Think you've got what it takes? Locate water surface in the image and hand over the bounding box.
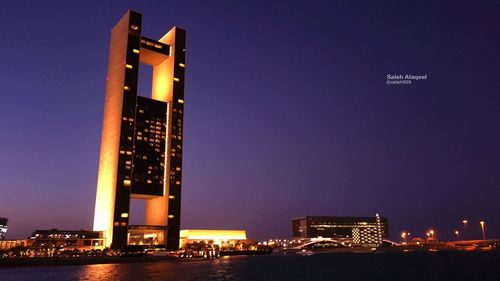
[3,251,500,281]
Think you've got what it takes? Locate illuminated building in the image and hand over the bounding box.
[179,229,247,248]
[93,10,186,250]
[0,239,27,250]
[0,217,7,240]
[28,229,105,250]
[292,215,388,247]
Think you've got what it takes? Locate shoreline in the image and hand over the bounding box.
[0,256,183,268]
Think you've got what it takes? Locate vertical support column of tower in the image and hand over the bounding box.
[93,10,142,249]
[148,27,186,251]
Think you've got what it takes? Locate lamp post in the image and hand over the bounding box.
[462,220,468,240]
[480,221,486,240]
[454,230,460,241]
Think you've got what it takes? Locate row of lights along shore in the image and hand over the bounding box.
[400,219,488,242]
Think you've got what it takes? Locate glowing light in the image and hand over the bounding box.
[125,64,133,69]
[179,63,185,68]
[180,229,247,241]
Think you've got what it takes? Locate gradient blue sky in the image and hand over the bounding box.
[1,0,499,241]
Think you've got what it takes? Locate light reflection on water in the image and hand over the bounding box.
[3,252,500,281]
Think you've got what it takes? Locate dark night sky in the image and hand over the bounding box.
[1,1,499,241]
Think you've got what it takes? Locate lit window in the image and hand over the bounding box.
[121,213,129,218]
[133,49,140,54]
[114,222,119,226]
[130,25,139,31]
[119,150,125,154]
[120,222,127,226]
[147,179,152,184]
[125,161,131,165]
[175,167,181,171]
[173,77,180,82]
[169,195,175,199]
[125,64,133,69]
[179,63,185,68]
[124,86,130,91]
[139,109,144,113]
[126,151,132,155]
[175,181,181,185]
[137,136,142,140]
[123,180,131,186]
[177,99,184,104]
[168,215,174,219]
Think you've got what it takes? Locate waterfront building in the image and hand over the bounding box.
[179,229,247,249]
[0,217,7,240]
[292,215,388,247]
[28,229,105,250]
[93,10,186,250]
[0,239,27,250]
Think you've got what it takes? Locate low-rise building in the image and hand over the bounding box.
[28,229,105,250]
[180,229,247,249]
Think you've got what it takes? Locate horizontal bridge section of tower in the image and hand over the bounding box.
[140,37,170,66]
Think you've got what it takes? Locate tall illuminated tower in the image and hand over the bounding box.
[93,10,185,250]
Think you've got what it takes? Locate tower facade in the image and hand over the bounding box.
[93,10,185,250]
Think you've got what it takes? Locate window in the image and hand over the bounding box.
[123,180,131,186]
[168,215,174,219]
[124,86,130,91]
[177,99,184,104]
[133,49,140,54]
[130,25,139,31]
[125,64,133,69]
[179,63,185,68]
[169,195,175,199]
[121,213,129,218]
[173,77,180,82]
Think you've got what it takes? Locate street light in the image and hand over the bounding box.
[480,221,486,240]
[454,230,460,241]
[462,219,468,240]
